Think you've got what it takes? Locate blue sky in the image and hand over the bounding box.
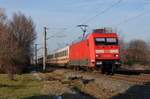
[0,0,150,55]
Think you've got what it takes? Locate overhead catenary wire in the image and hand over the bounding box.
[63,0,123,34]
[111,0,150,26]
[130,0,150,12]
[57,0,123,47]
[81,0,123,24]
[115,10,150,26]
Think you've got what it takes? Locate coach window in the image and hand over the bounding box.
[62,51,65,56]
[55,53,57,57]
[61,51,64,56]
[60,52,62,57]
[59,52,61,57]
[65,50,68,56]
[62,51,64,56]
[63,51,65,56]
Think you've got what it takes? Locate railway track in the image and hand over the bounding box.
[110,74,150,85]
[46,66,150,85]
[76,70,150,85]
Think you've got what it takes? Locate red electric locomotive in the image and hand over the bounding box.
[42,28,121,74]
[69,28,121,74]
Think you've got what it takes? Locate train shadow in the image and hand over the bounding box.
[110,84,150,99]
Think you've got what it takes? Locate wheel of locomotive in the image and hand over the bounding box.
[64,63,68,69]
[104,65,111,75]
[74,66,77,71]
[86,66,89,72]
[101,67,106,74]
[110,66,114,75]
[76,66,80,71]
[74,66,80,71]
[86,66,93,72]
[110,65,116,75]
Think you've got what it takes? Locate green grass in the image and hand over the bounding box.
[0,74,45,99]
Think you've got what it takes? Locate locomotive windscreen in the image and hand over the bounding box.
[95,38,118,45]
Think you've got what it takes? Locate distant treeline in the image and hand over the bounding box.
[0,8,36,79]
[120,39,150,66]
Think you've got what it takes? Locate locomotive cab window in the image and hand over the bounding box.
[95,38,118,45]
[95,38,106,45]
[106,38,118,45]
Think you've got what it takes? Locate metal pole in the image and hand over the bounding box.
[35,44,38,65]
[43,27,48,71]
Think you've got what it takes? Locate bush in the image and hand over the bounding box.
[0,9,36,79]
[124,39,150,66]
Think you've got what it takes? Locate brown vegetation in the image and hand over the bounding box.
[120,39,150,66]
[0,8,36,79]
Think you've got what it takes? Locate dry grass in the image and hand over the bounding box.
[0,74,44,99]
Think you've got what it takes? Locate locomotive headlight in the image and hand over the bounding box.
[96,54,101,58]
[110,49,119,53]
[115,54,119,57]
[96,54,99,58]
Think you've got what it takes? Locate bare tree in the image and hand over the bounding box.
[125,39,150,65]
[0,9,16,79]
[8,12,36,65]
[0,8,8,71]
[0,8,6,23]
[0,10,36,80]
[119,37,127,65]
